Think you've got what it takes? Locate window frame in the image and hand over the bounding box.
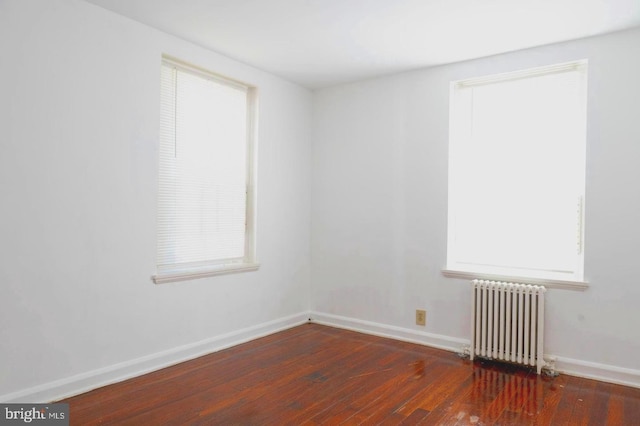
[443,61,588,290]
[152,56,259,284]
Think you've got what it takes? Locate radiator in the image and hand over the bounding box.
[470,279,547,374]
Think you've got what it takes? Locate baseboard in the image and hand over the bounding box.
[5,311,638,403]
[309,311,467,353]
[310,311,640,389]
[1,312,309,403]
[554,356,640,389]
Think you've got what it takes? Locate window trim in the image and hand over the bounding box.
[154,263,261,284]
[441,269,588,291]
[444,60,588,289]
[152,56,260,284]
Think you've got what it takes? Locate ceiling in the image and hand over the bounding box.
[84,0,640,89]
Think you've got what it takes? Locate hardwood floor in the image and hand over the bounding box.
[61,323,640,425]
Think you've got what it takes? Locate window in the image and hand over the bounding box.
[153,57,258,284]
[445,61,587,286]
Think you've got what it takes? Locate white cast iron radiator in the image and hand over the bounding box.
[470,279,547,374]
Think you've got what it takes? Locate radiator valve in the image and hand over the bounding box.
[542,357,558,377]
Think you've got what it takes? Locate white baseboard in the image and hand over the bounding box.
[309,311,467,353]
[1,312,309,403]
[310,311,640,389]
[554,356,640,389]
[5,310,638,403]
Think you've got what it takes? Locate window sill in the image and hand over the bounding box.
[153,263,260,284]
[441,269,588,291]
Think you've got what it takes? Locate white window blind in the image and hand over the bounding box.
[156,59,257,282]
[446,61,587,283]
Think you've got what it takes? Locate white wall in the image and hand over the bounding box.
[312,28,640,384]
[0,0,312,401]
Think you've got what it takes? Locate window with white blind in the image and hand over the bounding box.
[153,57,258,284]
[445,61,588,287]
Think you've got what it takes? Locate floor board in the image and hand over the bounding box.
[60,323,640,425]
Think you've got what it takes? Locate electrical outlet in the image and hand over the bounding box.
[416,309,426,326]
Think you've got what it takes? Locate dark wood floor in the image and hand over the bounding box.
[61,323,640,425]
